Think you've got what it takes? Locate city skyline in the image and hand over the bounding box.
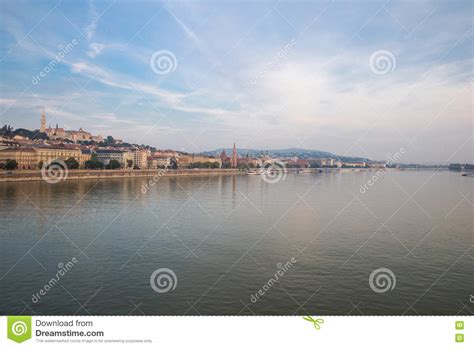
[0,109,466,164]
[0,0,472,164]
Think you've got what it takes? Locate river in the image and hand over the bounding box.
[0,170,472,315]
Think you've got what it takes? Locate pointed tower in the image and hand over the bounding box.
[40,108,46,133]
[231,142,237,168]
[220,148,228,162]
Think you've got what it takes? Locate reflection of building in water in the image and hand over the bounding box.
[232,174,236,196]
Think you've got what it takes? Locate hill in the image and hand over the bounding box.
[201,148,370,162]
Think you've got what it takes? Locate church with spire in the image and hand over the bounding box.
[40,108,46,133]
[231,142,237,168]
[39,108,103,142]
[219,142,238,168]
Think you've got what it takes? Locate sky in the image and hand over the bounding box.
[0,0,472,163]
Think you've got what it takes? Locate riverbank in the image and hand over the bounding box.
[0,167,454,182]
[0,168,243,182]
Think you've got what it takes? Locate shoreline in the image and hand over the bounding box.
[0,167,454,183]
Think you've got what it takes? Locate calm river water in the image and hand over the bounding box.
[0,170,472,315]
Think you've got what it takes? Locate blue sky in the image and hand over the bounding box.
[0,0,472,163]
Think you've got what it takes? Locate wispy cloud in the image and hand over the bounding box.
[86,42,105,58]
[69,61,238,118]
[84,0,99,40]
[163,3,219,64]
[0,98,17,106]
[0,0,471,162]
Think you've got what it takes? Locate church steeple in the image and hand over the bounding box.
[231,142,237,168]
[40,107,46,133]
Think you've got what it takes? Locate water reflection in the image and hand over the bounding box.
[0,171,472,315]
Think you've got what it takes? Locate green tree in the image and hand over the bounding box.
[3,159,18,170]
[127,159,133,168]
[106,159,121,169]
[38,161,44,170]
[0,125,13,136]
[65,157,80,170]
[85,157,104,169]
